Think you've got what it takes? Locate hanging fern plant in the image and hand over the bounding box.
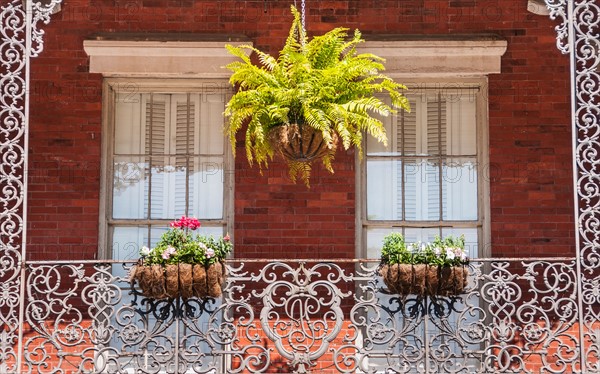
[224,5,410,186]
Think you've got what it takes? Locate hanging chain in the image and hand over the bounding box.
[301,0,306,32]
[293,0,306,31]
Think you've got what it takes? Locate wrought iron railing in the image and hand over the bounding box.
[1,257,596,373]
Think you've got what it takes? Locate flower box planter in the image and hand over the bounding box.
[131,262,226,299]
[131,216,232,300]
[380,264,468,296]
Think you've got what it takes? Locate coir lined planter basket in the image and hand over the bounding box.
[131,262,226,299]
[380,264,468,297]
[269,122,339,162]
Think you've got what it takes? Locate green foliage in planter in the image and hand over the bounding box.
[140,216,232,267]
[381,233,469,267]
[224,6,410,185]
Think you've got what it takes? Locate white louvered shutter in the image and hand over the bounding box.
[426,96,445,220]
[143,94,169,219]
[174,94,197,217]
[401,98,417,220]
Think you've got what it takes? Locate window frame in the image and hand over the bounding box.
[356,78,491,259]
[99,77,234,260]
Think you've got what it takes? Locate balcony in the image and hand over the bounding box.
[1,257,594,373]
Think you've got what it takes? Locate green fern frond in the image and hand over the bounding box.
[224,5,409,186]
[224,44,254,64]
[288,160,312,187]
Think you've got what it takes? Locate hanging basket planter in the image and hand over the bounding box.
[130,216,233,300]
[131,262,226,299]
[378,233,470,297]
[379,264,468,297]
[269,122,339,162]
[223,5,410,186]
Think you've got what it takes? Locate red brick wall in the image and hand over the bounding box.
[27,0,574,260]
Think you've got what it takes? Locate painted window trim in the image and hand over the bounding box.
[84,38,250,78]
[357,36,507,78]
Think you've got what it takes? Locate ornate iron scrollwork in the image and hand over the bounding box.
[8,259,584,373]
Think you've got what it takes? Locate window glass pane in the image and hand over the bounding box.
[149,156,181,219]
[188,156,224,219]
[199,93,226,155]
[111,226,148,278]
[442,158,478,220]
[112,226,168,261]
[404,158,441,221]
[366,159,402,220]
[172,156,189,217]
[404,227,440,244]
[114,93,143,155]
[112,226,145,263]
[146,157,224,221]
[113,156,148,219]
[193,225,226,237]
[446,94,477,156]
[366,111,397,156]
[365,227,402,259]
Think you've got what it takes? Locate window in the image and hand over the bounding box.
[356,83,488,372]
[102,80,233,264]
[359,83,488,259]
[87,39,245,373]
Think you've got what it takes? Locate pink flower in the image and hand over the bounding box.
[170,216,201,230]
[186,217,201,230]
[161,246,177,260]
[224,233,230,242]
[206,248,215,258]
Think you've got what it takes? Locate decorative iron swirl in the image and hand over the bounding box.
[0,0,62,370]
[252,262,350,372]
[546,0,570,53]
[1,2,27,371]
[544,0,600,370]
[3,259,589,372]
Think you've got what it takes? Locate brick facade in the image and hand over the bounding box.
[27,0,574,260]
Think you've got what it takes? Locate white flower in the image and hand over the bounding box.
[445,247,456,260]
[199,242,207,251]
[433,246,442,256]
[140,246,151,256]
[162,246,177,260]
[206,248,215,258]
